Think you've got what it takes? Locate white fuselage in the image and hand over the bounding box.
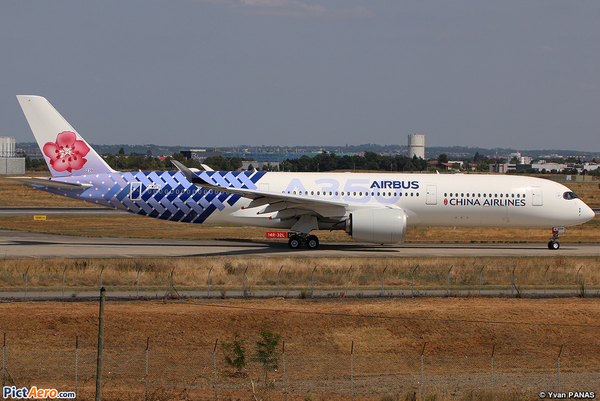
[205,172,594,229]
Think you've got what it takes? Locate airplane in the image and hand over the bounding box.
[10,95,596,250]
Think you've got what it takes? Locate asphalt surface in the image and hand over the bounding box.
[1,229,600,258]
[0,206,599,258]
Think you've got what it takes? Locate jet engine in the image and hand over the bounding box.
[345,208,407,244]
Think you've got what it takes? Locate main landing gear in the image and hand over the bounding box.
[548,227,565,250]
[288,233,320,250]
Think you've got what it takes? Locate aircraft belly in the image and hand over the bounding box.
[415,206,482,227]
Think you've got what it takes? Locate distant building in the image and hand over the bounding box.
[0,137,25,175]
[408,134,425,159]
[181,149,223,162]
[489,159,600,174]
[530,161,567,173]
[223,151,354,163]
[428,160,452,170]
[241,161,280,171]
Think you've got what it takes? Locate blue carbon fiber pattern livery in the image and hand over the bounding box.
[38,170,266,224]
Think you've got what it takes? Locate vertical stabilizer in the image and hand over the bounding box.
[16,95,116,177]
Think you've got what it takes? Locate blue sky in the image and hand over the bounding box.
[1,0,599,150]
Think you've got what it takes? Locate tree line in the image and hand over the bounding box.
[23,149,600,175]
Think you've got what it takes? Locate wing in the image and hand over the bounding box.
[172,160,349,230]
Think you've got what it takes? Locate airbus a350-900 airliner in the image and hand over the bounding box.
[11,95,595,250]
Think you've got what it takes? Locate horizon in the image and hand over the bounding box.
[13,140,600,159]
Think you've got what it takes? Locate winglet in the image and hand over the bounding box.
[171,159,218,189]
[171,160,194,182]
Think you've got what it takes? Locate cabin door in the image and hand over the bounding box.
[130,182,142,201]
[426,185,437,205]
[531,186,543,206]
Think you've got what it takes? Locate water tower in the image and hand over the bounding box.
[0,137,15,157]
[408,134,425,159]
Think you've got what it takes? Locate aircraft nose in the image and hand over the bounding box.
[581,203,596,222]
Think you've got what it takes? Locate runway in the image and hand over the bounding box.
[1,229,599,258]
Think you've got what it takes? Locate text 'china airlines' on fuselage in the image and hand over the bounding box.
[10,95,595,250]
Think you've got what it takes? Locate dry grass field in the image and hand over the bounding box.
[0,255,599,293]
[2,298,600,400]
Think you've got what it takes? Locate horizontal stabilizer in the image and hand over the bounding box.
[7,177,92,190]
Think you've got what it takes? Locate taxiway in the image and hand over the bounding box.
[1,229,599,258]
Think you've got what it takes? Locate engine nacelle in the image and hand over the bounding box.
[346,208,407,244]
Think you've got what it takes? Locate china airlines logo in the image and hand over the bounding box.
[43,131,90,173]
[444,198,448,205]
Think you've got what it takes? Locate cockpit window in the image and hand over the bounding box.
[563,191,579,200]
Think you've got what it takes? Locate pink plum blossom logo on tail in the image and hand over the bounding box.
[43,131,90,173]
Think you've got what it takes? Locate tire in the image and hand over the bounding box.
[548,240,560,250]
[306,235,319,249]
[288,235,302,249]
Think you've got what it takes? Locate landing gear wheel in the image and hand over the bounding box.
[548,227,563,250]
[306,235,319,250]
[288,235,303,249]
[548,240,560,250]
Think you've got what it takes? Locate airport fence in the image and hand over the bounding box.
[2,331,598,400]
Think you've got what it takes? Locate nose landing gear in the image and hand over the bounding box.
[548,227,565,250]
